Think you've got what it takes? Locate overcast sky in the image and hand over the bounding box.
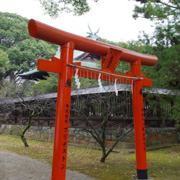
[0,0,154,42]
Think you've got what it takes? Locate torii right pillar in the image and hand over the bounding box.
[131,60,148,179]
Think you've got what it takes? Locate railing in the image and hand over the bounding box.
[1,92,174,128]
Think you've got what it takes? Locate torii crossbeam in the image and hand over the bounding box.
[28,19,158,180]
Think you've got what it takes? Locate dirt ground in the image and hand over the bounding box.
[0,149,95,180]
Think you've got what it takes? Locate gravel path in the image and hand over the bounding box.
[0,149,96,180]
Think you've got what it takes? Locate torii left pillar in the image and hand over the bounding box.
[38,42,74,180]
[52,42,74,180]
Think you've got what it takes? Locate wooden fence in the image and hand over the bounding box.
[0,89,175,129]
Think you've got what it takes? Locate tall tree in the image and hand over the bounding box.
[0,12,57,82]
[132,0,180,89]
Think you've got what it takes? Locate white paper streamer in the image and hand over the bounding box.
[98,73,103,92]
[114,78,118,96]
[75,68,80,89]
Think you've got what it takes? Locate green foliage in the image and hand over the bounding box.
[32,73,59,94]
[7,39,56,77]
[139,43,180,89]
[159,45,180,88]
[0,12,29,50]
[0,49,8,82]
[0,12,57,84]
[133,0,180,21]
[132,0,180,90]
[0,49,8,67]
[39,0,99,18]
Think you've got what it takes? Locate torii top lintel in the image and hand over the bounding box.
[28,19,158,67]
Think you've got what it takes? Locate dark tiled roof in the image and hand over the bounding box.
[1,84,179,105]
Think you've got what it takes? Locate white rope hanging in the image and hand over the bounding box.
[75,68,80,89]
[98,73,103,92]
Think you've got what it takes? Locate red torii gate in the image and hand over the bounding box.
[28,19,158,180]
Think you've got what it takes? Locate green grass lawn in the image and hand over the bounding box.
[0,135,180,180]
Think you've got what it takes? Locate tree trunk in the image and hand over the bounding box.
[100,145,106,163]
[20,111,34,147]
[100,156,106,163]
[20,135,29,147]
